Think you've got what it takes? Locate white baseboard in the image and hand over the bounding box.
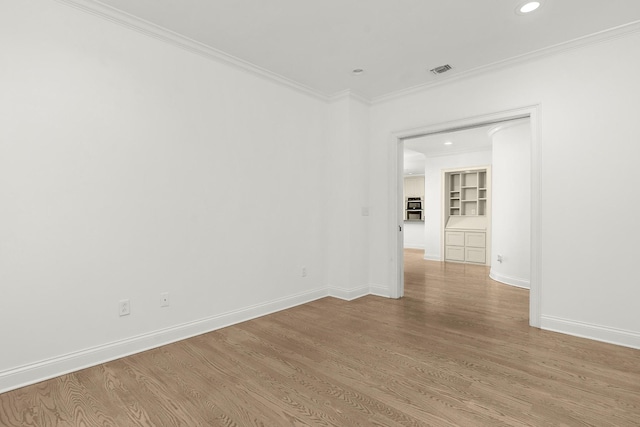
[541,315,640,350]
[489,270,530,289]
[369,284,392,298]
[0,288,329,394]
[423,253,441,261]
[403,244,425,250]
[328,285,370,301]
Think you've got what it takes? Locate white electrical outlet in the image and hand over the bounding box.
[301,266,307,277]
[119,299,130,316]
[160,292,170,307]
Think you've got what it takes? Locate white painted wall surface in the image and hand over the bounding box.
[423,150,492,261]
[325,98,351,294]
[325,95,370,300]
[490,122,531,289]
[369,31,640,348]
[0,1,329,390]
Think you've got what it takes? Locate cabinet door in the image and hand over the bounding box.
[465,247,486,264]
[465,232,485,248]
[445,231,465,247]
[404,176,424,198]
[446,246,465,261]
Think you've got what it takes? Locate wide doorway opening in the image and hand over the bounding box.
[391,107,541,327]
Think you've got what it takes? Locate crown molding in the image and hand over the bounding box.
[54,0,330,102]
[328,90,372,106]
[373,20,640,104]
[50,1,640,106]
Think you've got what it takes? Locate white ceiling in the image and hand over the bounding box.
[403,124,496,175]
[403,149,427,177]
[90,0,640,100]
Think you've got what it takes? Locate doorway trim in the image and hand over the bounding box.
[389,105,542,327]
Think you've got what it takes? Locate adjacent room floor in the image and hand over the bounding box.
[1,249,639,426]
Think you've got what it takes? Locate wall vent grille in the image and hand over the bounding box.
[430,64,452,75]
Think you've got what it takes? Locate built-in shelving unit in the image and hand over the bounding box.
[447,170,487,217]
[443,167,490,265]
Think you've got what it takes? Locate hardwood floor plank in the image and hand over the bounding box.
[1,249,639,426]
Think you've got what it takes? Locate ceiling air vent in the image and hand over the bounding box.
[430,64,452,75]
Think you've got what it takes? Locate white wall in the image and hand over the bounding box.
[0,0,330,391]
[369,31,640,348]
[423,150,492,261]
[490,121,531,288]
[325,95,370,299]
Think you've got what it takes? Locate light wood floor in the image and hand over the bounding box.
[1,249,639,426]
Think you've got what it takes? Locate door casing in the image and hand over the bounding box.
[389,105,541,327]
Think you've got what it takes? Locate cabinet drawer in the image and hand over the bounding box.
[446,246,465,261]
[465,232,485,248]
[465,247,486,264]
[445,231,465,247]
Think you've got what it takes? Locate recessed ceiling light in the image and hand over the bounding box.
[352,68,365,75]
[444,141,453,145]
[517,1,541,14]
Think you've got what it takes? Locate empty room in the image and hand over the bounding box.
[1,1,640,425]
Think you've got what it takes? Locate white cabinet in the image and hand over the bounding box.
[403,176,424,198]
[465,247,486,264]
[445,231,465,247]
[445,229,486,264]
[465,232,485,248]
[443,167,490,265]
[445,245,465,261]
